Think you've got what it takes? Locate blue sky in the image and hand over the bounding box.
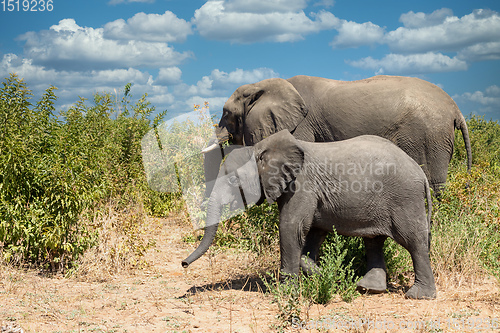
[1,0,499,120]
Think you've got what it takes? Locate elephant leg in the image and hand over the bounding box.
[278,197,316,276]
[356,236,387,293]
[405,248,436,299]
[279,224,303,276]
[397,234,436,300]
[428,165,448,199]
[300,227,328,276]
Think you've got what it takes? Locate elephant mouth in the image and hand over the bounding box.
[201,137,231,154]
[202,127,233,154]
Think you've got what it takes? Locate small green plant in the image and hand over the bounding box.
[263,229,358,327]
[304,231,360,304]
[263,272,303,326]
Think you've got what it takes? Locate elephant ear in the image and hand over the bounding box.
[255,130,304,203]
[242,78,308,145]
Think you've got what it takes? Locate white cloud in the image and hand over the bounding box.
[458,85,500,105]
[348,52,468,75]
[457,41,500,62]
[0,53,154,107]
[146,91,176,109]
[183,96,229,114]
[210,67,279,88]
[155,67,182,86]
[486,85,500,96]
[177,75,216,97]
[90,68,151,85]
[172,67,279,107]
[385,9,500,54]
[1,53,151,87]
[103,11,193,43]
[330,20,385,49]
[20,19,192,71]
[341,8,500,75]
[399,8,453,28]
[453,85,500,115]
[193,0,339,43]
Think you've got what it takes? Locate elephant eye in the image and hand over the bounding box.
[228,175,240,187]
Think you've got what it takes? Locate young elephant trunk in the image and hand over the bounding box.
[181,197,222,268]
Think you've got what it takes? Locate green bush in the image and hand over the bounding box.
[302,231,359,304]
[431,116,500,280]
[262,229,358,326]
[0,74,90,267]
[0,74,173,269]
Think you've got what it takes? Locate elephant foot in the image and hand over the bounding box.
[300,255,320,276]
[405,283,436,300]
[356,268,387,294]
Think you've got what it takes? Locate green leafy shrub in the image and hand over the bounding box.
[0,74,173,270]
[431,116,500,281]
[0,74,91,267]
[263,229,358,327]
[302,231,359,303]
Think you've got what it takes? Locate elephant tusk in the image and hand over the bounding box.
[201,143,219,154]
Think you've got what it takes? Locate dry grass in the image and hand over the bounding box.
[431,229,491,290]
[1,209,499,332]
[72,202,162,282]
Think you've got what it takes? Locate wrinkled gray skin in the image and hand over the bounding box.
[204,75,472,198]
[186,130,436,300]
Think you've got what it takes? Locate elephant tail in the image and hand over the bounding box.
[455,114,472,174]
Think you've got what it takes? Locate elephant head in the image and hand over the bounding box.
[183,130,304,268]
[203,78,308,153]
[201,78,308,199]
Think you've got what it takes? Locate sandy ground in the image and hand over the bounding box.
[1,216,499,332]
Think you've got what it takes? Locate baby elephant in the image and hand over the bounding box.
[182,130,436,299]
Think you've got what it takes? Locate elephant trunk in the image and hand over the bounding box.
[181,197,222,268]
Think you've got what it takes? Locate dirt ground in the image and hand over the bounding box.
[1,216,499,333]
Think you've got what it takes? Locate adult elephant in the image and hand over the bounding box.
[203,75,472,196]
